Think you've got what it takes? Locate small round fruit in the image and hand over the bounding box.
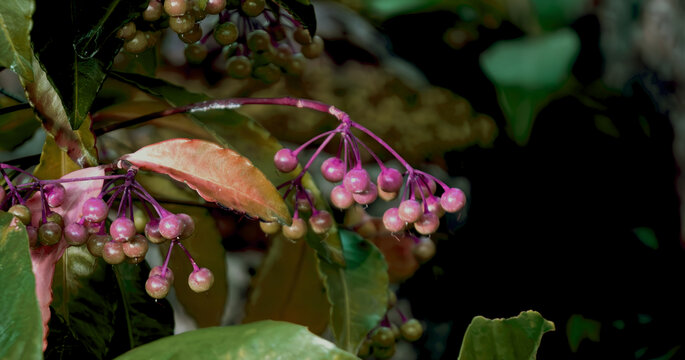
[401,319,423,342]
[226,55,252,78]
[103,241,126,264]
[146,275,170,299]
[122,234,149,258]
[414,212,439,235]
[388,290,397,308]
[143,0,163,21]
[127,256,145,264]
[110,217,136,242]
[144,31,161,47]
[116,22,137,40]
[26,226,38,248]
[145,219,166,244]
[246,29,271,52]
[214,22,238,45]
[282,217,307,240]
[441,188,466,213]
[46,184,66,208]
[286,53,305,75]
[309,210,333,234]
[205,0,226,14]
[373,344,396,359]
[293,27,312,45]
[177,213,195,239]
[124,31,148,54]
[169,14,195,34]
[398,199,422,223]
[357,339,372,357]
[413,237,435,263]
[378,187,398,201]
[352,182,377,205]
[185,43,207,64]
[133,207,148,233]
[253,64,281,84]
[39,222,62,246]
[179,24,203,44]
[343,168,370,194]
[82,197,108,223]
[382,208,405,233]
[259,221,281,235]
[8,204,31,226]
[188,267,214,293]
[377,168,403,193]
[164,0,187,16]
[46,212,64,228]
[86,234,110,257]
[150,266,174,284]
[295,190,314,213]
[64,223,88,246]
[413,177,437,198]
[321,157,345,182]
[274,148,298,172]
[272,44,293,67]
[424,196,444,218]
[159,214,184,239]
[301,35,324,59]
[330,185,354,209]
[371,326,395,347]
[241,0,265,17]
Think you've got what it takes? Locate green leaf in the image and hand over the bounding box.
[633,227,659,250]
[115,321,358,360]
[318,229,389,353]
[33,135,81,180]
[0,98,38,151]
[243,234,330,334]
[0,0,35,81]
[566,314,600,352]
[458,310,555,360]
[109,71,345,265]
[480,29,580,145]
[22,58,99,167]
[530,0,589,31]
[30,0,148,129]
[272,0,317,33]
[0,212,43,360]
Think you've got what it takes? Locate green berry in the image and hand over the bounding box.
[38,222,62,246]
[293,27,312,45]
[372,344,396,359]
[178,23,203,43]
[116,22,137,40]
[371,327,395,347]
[214,22,238,45]
[259,221,281,235]
[143,0,163,22]
[253,63,281,84]
[46,212,64,229]
[400,319,423,342]
[246,29,271,52]
[124,31,149,54]
[301,35,324,59]
[8,204,31,226]
[169,13,195,34]
[226,55,252,78]
[185,43,208,64]
[286,53,305,75]
[241,0,265,17]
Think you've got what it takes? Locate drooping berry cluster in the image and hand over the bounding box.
[0,162,213,300]
[117,0,323,83]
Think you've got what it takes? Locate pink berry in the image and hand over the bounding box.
[150,266,175,284]
[424,196,444,218]
[158,214,184,239]
[309,210,333,234]
[413,177,437,198]
[352,182,378,205]
[188,267,214,293]
[440,188,465,213]
[146,275,170,299]
[64,223,88,246]
[110,217,136,242]
[382,208,405,233]
[377,168,403,193]
[414,212,439,235]
[330,185,354,209]
[103,241,126,264]
[176,213,195,239]
[145,219,165,244]
[46,184,66,208]
[123,234,149,258]
[398,199,422,223]
[343,168,370,194]
[82,197,108,223]
[274,148,298,172]
[321,157,345,182]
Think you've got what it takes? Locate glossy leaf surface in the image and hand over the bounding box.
[0,0,34,80]
[115,321,357,360]
[121,138,290,224]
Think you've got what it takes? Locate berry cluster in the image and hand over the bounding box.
[0,162,213,300]
[358,291,424,359]
[117,0,324,83]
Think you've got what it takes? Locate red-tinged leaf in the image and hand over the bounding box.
[121,138,291,224]
[25,166,106,350]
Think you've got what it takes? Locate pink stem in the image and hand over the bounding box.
[176,241,199,272]
[161,240,175,277]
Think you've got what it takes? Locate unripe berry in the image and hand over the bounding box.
[146,275,170,299]
[295,189,314,213]
[144,31,162,47]
[330,185,354,209]
[253,64,281,84]
[374,344,396,360]
[143,0,163,21]
[413,237,435,263]
[241,0,265,17]
[64,223,88,246]
[286,54,305,75]
[150,266,175,284]
[321,157,345,182]
[87,234,110,257]
[441,188,465,213]
[124,31,149,54]
[179,23,203,44]
[214,22,238,45]
[39,222,62,246]
[164,0,187,16]
[46,184,66,208]
[145,219,166,244]
[378,187,398,201]
[133,207,148,233]
[371,327,395,347]
[273,44,293,68]
[8,204,31,226]
[169,14,195,34]
[309,210,333,234]
[352,182,377,205]
[185,43,208,64]
[123,234,149,258]
[401,319,423,342]
[26,226,38,248]
[282,217,307,240]
[188,267,214,293]
[274,148,298,173]
[398,199,422,223]
[382,208,405,233]
[46,212,64,229]
[103,241,126,264]
[110,217,136,242]
[177,213,195,239]
[343,168,370,194]
[414,212,439,235]
[293,27,312,45]
[377,168,403,193]
[301,35,324,59]
[159,214,184,239]
[205,0,226,14]
[226,55,252,79]
[116,22,137,40]
[246,29,271,52]
[388,290,397,308]
[259,221,281,235]
[82,197,108,223]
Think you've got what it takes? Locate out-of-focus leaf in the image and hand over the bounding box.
[0,98,38,151]
[633,227,659,250]
[0,0,34,81]
[318,229,388,353]
[369,226,419,283]
[0,212,42,360]
[121,138,290,224]
[458,310,555,360]
[367,0,442,18]
[158,204,228,328]
[114,48,159,77]
[243,234,329,334]
[530,0,589,31]
[480,29,580,145]
[22,58,98,167]
[115,321,357,360]
[109,72,344,265]
[33,136,81,180]
[273,0,317,33]
[566,314,600,353]
[30,0,147,129]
